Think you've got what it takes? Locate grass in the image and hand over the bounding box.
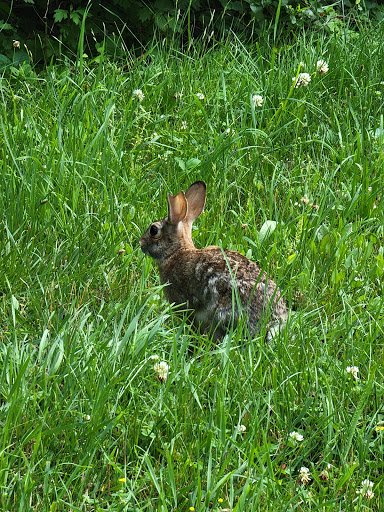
[0,21,384,511]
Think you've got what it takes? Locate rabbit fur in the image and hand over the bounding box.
[140,181,287,340]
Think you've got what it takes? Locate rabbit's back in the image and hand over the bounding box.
[159,247,287,338]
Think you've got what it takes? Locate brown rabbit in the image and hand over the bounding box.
[140,181,287,340]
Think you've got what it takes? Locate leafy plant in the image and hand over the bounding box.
[1,0,383,69]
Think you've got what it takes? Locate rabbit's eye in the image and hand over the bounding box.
[150,225,159,237]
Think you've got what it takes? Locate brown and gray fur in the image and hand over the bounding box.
[140,181,287,340]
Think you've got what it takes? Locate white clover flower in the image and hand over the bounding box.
[289,431,304,442]
[252,94,264,107]
[149,354,159,361]
[293,73,311,88]
[356,480,374,499]
[158,150,172,162]
[180,120,188,130]
[299,467,311,485]
[368,186,372,191]
[346,366,359,380]
[196,92,205,100]
[317,60,329,75]
[132,89,144,102]
[238,424,247,433]
[225,127,235,136]
[84,414,91,421]
[154,361,169,382]
[319,469,329,481]
[174,92,183,100]
[301,195,310,204]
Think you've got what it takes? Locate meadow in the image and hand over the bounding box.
[0,22,383,511]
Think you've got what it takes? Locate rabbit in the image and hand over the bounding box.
[140,181,288,340]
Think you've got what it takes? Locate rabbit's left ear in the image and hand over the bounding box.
[185,181,206,223]
[167,191,188,225]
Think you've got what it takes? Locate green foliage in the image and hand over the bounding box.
[0,22,384,510]
[0,0,383,69]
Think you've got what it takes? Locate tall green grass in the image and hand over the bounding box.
[0,23,383,510]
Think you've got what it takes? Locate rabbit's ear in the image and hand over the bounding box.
[185,181,206,223]
[167,191,188,225]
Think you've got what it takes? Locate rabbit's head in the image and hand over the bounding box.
[140,181,206,263]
